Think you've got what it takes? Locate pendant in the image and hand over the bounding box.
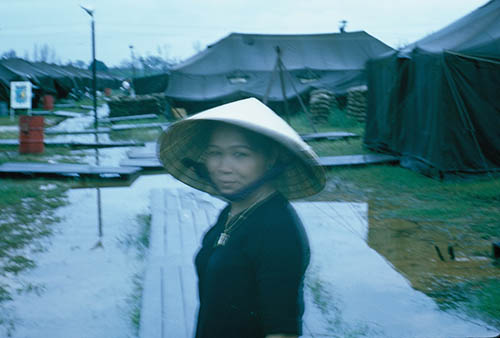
[217,232,229,246]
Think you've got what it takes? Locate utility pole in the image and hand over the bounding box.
[81,5,103,247]
[129,45,136,80]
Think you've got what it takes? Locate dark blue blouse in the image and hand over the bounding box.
[194,192,310,338]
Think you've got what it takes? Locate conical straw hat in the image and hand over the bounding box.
[157,97,325,200]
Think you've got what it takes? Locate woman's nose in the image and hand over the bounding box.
[218,154,233,172]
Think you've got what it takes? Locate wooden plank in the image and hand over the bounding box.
[31,110,82,118]
[127,142,157,159]
[318,154,399,167]
[120,158,162,169]
[0,162,140,176]
[54,103,77,109]
[45,128,111,135]
[111,122,170,131]
[163,264,189,338]
[180,264,199,338]
[149,190,166,257]
[139,260,165,338]
[100,113,158,123]
[0,139,145,148]
[165,211,183,262]
[300,131,358,141]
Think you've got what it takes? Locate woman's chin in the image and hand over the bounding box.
[216,185,240,196]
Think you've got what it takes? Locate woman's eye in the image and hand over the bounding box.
[233,152,248,158]
[206,150,221,157]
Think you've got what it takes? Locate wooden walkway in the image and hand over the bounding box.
[0,139,145,148]
[100,113,158,123]
[140,188,366,338]
[31,110,83,118]
[44,122,170,135]
[0,162,140,179]
[300,131,358,141]
[318,154,399,167]
[140,188,496,338]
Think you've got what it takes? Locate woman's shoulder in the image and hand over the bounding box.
[258,192,302,226]
[249,192,306,243]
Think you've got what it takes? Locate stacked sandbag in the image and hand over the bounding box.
[308,88,336,124]
[346,86,368,122]
[108,93,168,117]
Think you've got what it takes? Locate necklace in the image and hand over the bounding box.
[215,191,276,247]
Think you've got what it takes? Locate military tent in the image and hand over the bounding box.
[165,31,393,114]
[0,59,122,105]
[133,72,170,95]
[365,0,500,177]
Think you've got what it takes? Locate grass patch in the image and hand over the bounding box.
[120,213,152,336]
[288,108,369,157]
[0,146,87,165]
[291,106,500,327]
[429,278,500,328]
[0,178,70,318]
[109,127,163,143]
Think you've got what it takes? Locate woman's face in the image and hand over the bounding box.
[205,125,273,195]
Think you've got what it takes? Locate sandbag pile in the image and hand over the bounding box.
[346,86,368,122]
[308,88,337,124]
[108,93,168,117]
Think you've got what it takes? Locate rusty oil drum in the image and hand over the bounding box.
[19,115,44,154]
[43,95,54,110]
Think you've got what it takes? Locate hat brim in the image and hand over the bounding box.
[157,98,325,200]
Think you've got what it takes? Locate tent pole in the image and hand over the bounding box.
[276,47,291,122]
[263,58,279,105]
[280,59,318,133]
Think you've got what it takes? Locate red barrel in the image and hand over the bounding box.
[43,95,54,110]
[19,116,44,154]
[104,88,112,97]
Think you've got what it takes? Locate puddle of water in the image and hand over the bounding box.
[295,203,498,338]
[5,172,498,338]
[6,174,190,338]
[47,105,112,144]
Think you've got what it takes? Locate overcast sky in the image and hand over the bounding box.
[0,0,490,67]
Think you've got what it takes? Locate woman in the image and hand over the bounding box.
[157,98,325,338]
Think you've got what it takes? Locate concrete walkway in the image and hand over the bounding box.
[140,188,497,338]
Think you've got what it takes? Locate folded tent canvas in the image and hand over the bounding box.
[364,0,500,177]
[165,31,393,114]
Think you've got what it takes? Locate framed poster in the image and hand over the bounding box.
[10,81,32,109]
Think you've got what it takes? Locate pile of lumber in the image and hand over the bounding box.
[346,86,368,122]
[308,88,336,124]
[108,93,168,118]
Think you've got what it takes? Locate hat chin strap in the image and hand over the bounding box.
[220,165,285,202]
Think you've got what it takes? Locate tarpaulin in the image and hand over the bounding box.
[365,0,500,177]
[166,31,393,113]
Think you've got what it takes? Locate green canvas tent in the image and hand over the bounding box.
[133,72,170,95]
[365,0,500,177]
[165,31,393,114]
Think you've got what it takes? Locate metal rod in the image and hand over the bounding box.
[91,17,97,135]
